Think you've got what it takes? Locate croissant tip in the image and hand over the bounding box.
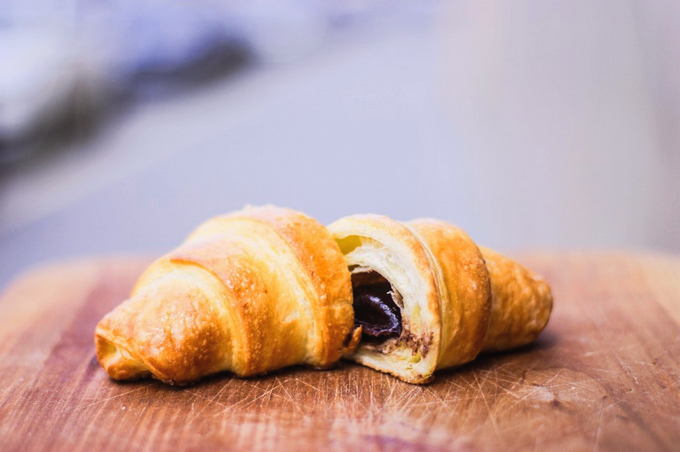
[95,332,151,381]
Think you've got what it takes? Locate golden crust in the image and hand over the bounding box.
[479,247,553,352]
[95,205,354,384]
[408,220,491,369]
[225,207,355,367]
[95,261,233,383]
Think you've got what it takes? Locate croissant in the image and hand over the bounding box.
[328,215,553,384]
[95,206,359,385]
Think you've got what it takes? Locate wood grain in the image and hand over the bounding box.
[0,254,679,451]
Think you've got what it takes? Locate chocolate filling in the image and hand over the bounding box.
[351,271,402,342]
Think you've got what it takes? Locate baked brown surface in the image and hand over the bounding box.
[95,205,356,384]
[480,246,553,351]
[408,220,491,369]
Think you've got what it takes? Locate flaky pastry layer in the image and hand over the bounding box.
[329,215,553,384]
[95,205,357,384]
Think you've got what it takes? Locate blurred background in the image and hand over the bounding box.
[1,0,679,288]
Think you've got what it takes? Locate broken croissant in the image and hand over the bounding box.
[95,206,359,384]
[329,215,553,384]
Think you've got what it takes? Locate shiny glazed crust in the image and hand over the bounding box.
[95,206,357,385]
[329,215,553,384]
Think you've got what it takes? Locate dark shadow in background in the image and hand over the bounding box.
[0,39,251,179]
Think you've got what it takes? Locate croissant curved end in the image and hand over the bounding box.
[94,333,150,381]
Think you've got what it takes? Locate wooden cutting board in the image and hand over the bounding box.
[1,253,679,451]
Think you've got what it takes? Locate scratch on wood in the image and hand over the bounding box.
[591,400,613,452]
[82,387,145,408]
[474,373,500,439]
[292,377,321,393]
